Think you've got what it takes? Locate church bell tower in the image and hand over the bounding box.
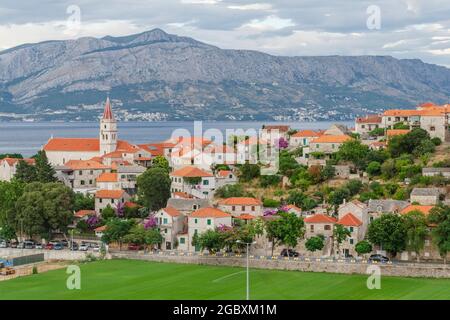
[99,97,118,155]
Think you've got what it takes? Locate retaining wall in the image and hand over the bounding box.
[112,252,450,279]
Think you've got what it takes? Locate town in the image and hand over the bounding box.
[0,99,449,265]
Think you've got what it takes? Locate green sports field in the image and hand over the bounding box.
[0,259,449,300]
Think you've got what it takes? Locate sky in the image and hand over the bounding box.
[0,0,449,67]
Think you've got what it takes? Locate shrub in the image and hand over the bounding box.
[431,137,442,146]
[263,198,280,208]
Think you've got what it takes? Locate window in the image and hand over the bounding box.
[241,206,245,211]
[180,237,185,244]
[79,170,82,175]
[207,219,211,225]
[203,180,209,185]
[164,229,167,234]
[430,126,435,131]
[89,180,93,185]
[99,199,103,203]
[194,218,198,224]
[332,144,335,149]
[349,238,354,245]
[193,204,198,210]
[111,199,115,204]
[163,218,168,224]
[90,170,93,175]
[349,227,354,232]
[251,206,255,211]
[310,225,314,232]
[232,206,236,211]
[324,225,331,230]
[80,180,85,185]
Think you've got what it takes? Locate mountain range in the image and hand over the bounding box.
[0,28,449,121]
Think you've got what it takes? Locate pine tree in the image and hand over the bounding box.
[15,160,37,183]
[34,151,57,183]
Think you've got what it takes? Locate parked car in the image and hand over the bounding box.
[69,242,79,251]
[92,245,101,252]
[45,243,54,250]
[60,240,69,247]
[280,249,299,257]
[79,244,89,251]
[0,240,9,248]
[10,242,18,248]
[128,243,143,251]
[17,242,25,249]
[24,240,35,249]
[368,254,390,263]
[53,243,63,250]
[35,243,43,249]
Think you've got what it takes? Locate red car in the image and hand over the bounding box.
[128,243,143,251]
[45,243,54,250]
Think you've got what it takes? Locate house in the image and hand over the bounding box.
[323,124,350,136]
[386,129,410,139]
[303,135,352,164]
[422,167,450,178]
[96,172,121,190]
[55,159,110,193]
[400,205,434,216]
[304,214,337,239]
[260,125,290,141]
[289,130,321,148]
[410,188,442,205]
[215,170,238,188]
[156,207,185,251]
[355,115,382,136]
[217,197,263,217]
[367,199,409,220]
[95,189,131,215]
[188,207,232,252]
[0,157,35,181]
[116,164,146,194]
[336,213,364,257]
[170,166,216,199]
[284,204,302,217]
[337,200,369,236]
[94,225,107,238]
[166,198,210,215]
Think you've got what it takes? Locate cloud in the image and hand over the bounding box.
[0,0,449,67]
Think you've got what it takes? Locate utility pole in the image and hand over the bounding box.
[236,240,256,300]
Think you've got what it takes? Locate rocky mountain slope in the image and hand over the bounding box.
[0,28,449,121]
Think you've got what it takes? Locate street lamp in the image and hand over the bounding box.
[236,240,256,300]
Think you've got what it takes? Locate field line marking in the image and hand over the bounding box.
[212,271,246,283]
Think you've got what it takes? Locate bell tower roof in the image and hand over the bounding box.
[102,97,114,120]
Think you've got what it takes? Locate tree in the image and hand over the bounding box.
[368,213,407,257]
[73,192,95,212]
[152,155,170,172]
[101,205,116,221]
[336,140,370,170]
[366,161,381,177]
[403,210,429,262]
[123,224,163,252]
[137,167,171,211]
[305,235,325,253]
[427,205,450,263]
[15,160,37,183]
[101,218,135,250]
[345,180,363,196]
[145,227,164,250]
[34,150,57,183]
[278,151,300,176]
[197,229,226,253]
[0,180,25,227]
[265,212,304,255]
[333,224,351,258]
[215,184,245,198]
[14,182,74,240]
[239,163,260,182]
[0,224,16,241]
[355,240,372,256]
[259,174,282,187]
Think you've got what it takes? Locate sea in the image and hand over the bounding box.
[0,120,353,157]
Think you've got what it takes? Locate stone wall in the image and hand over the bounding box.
[0,248,101,261]
[112,252,450,279]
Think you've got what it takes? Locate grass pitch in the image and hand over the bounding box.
[0,259,449,300]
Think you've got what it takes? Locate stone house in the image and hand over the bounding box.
[410,187,442,205]
[217,197,263,217]
[157,207,185,251]
[94,189,130,215]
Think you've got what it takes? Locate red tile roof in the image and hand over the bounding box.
[171,166,213,177]
[387,129,410,137]
[304,214,337,224]
[190,207,231,218]
[95,189,125,199]
[162,207,181,217]
[311,135,352,144]
[400,205,434,216]
[337,213,362,227]
[217,170,232,177]
[43,138,100,152]
[291,130,321,138]
[262,125,290,132]
[173,191,194,199]
[74,210,96,218]
[218,197,262,206]
[96,172,118,182]
[234,214,256,220]
[65,159,108,170]
[356,115,382,124]
[1,157,35,166]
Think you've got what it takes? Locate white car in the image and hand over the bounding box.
[0,241,8,248]
[79,244,89,251]
[35,243,43,249]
